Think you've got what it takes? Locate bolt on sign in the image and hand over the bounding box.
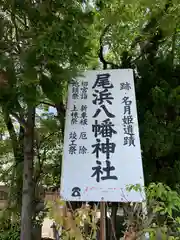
[60,69,145,202]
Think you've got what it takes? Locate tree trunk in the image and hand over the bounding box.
[55,102,65,134]
[20,106,35,240]
[3,109,24,209]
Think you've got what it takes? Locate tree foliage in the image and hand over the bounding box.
[0,0,180,239]
[93,0,180,190]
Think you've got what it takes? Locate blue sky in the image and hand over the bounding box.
[48,106,57,115]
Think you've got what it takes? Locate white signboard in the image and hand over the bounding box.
[60,69,145,202]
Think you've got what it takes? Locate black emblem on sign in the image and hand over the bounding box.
[71,187,81,197]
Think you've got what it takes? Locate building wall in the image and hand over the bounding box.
[0,185,59,210]
[44,191,59,202]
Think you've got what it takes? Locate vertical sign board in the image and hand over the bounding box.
[60,69,145,202]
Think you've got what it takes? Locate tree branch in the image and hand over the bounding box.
[99,25,120,70]
[34,148,47,183]
[10,5,21,53]
[170,28,176,65]
[38,101,56,108]
[2,109,18,156]
[55,102,65,135]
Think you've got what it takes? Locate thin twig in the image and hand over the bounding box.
[38,101,56,108]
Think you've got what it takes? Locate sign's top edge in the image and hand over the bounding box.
[82,68,133,72]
